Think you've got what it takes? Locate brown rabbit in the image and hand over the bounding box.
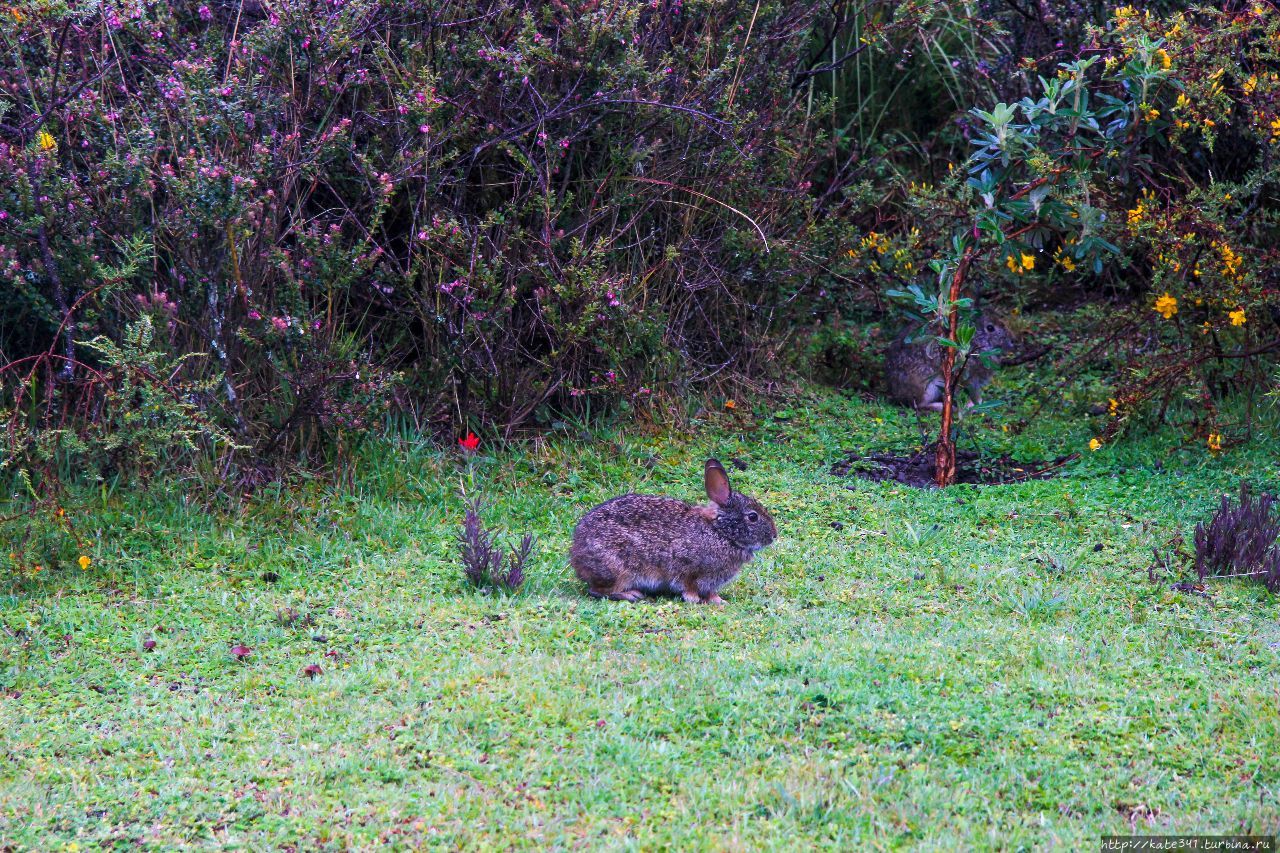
[884,313,1015,412]
[570,459,776,604]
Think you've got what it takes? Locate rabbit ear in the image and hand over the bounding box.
[704,459,732,506]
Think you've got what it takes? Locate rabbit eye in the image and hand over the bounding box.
[746,511,759,523]
[985,324,996,333]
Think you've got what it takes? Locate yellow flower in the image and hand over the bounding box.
[1229,308,1246,326]
[1216,242,1243,278]
[1244,75,1258,95]
[1154,49,1171,70]
[1089,438,1102,452]
[1057,252,1076,272]
[78,555,91,571]
[1127,190,1155,226]
[1005,251,1035,275]
[1269,116,1280,139]
[1108,398,1120,416]
[723,399,736,410]
[1154,292,1178,319]
[1207,432,1223,452]
[36,129,55,151]
[1141,105,1160,122]
[860,231,889,256]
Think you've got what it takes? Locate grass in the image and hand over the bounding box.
[1,379,1278,849]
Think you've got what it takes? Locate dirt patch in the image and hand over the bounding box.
[832,447,1077,488]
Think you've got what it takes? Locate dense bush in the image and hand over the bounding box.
[0,0,855,467]
[832,4,1280,457]
[3,0,1280,496]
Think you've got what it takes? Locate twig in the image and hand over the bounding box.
[1000,344,1051,368]
[1161,623,1239,639]
[623,177,770,252]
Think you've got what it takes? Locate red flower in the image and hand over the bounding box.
[458,432,480,453]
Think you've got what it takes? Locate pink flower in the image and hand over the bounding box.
[198,5,212,20]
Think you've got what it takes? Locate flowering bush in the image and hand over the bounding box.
[832,4,1280,477]
[2,0,1280,506]
[1062,6,1280,450]
[0,0,850,470]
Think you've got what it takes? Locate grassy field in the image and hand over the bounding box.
[1,380,1278,849]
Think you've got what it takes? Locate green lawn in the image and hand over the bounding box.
[1,385,1278,849]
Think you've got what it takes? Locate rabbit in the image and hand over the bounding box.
[884,313,1015,412]
[570,459,776,604]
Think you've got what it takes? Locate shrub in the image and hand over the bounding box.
[458,497,533,593]
[0,314,240,574]
[0,0,856,461]
[833,4,1280,476]
[1194,484,1280,594]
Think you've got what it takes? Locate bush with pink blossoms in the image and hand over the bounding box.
[0,0,859,483]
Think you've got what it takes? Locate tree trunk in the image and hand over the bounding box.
[934,246,977,488]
